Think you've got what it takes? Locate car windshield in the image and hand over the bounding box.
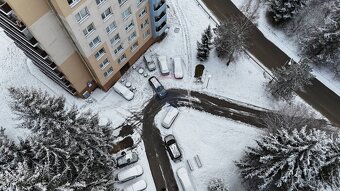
[169,143,181,158]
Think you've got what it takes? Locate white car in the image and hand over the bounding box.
[177,167,195,191]
[157,56,169,75]
[116,165,143,183]
[162,106,179,128]
[144,54,156,71]
[113,82,134,101]
[124,180,147,191]
[173,57,184,79]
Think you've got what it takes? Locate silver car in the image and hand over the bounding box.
[144,55,156,71]
[116,151,139,168]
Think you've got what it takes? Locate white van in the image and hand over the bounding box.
[173,57,184,79]
[157,56,169,75]
[177,167,195,191]
[162,106,179,128]
[124,180,147,191]
[113,82,134,101]
[116,165,143,183]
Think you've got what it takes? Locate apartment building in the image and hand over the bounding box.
[0,0,167,97]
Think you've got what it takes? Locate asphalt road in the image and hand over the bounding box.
[142,89,274,191]
[201,0,340,127]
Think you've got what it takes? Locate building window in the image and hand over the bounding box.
[95,47,106,60]
[101,7,113,21]
[75,7,89,23]
[130,42,138,52]
[143,29,150,39]
[118,0,127,6]
[118,54,127,64]
[125,20,134,32]
[68,0,80,7]
[110,33,120,46]
[122,7,132,20]
[96,0,106,6]
[104,66,114,78]
[128,31,137,41]
[106,21,117,34]
[136,0,146,6]
[89,36,101,49]
[141,19,149,29]
[114,44,124,55]
[83,23,95,37]
[139,8,147,18]
[100,58,110,69]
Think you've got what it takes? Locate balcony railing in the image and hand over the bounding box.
[154,0,165,11]
[155,11,166,22]
[156,21,166,32]
[0,2,12,16]
[5,13,26,32]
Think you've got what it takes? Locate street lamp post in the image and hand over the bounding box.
[206,75,212,88]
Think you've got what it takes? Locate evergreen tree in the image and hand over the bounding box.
[1,87,118,191]
[320,136,340,189]
[236,127,331,191]
[197,25,213,62]
[213,17,251,65]
[267,0,309,23]
[299,0,340,76]
[267,60,314,101]
[208,178,229,191]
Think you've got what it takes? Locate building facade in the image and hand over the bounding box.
[0,0,167,97]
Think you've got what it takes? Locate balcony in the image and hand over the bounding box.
[0,2,12,16]
[0,17,38,47]
[155,11,166,24]
[4,13,27,32]
[153,0,166,16]
[155,21,167,36]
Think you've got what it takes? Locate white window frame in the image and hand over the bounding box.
[106,21,117,34]
[95,0,106,6]
[118,54,127,64]
[110,33,121,46]
[130,42,139,52]
[104,66,114,78]
[141,19,149,29]
[68,0,80,8]
[128,31,137,42]
[122,7,132,20]
[136,0,146,7]
[125,20,134,32]
[139,8,147,18]
[75,7,90,23]
[143,29,150,39]
[100,58,110,69]
[83,23,95,37]
[89,36,101,49]
[95,48,106,60]
[118,0,128,6]
[114,44,124,55]
[101,7,113,21]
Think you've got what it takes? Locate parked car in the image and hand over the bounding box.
[148,76,167,99]
[144,54,156,71]
[113,82,134,101]
[157,56,169,75]
[173,57,184,79]
[177,167,195,191]
[116,151,139,168]
[162,106,179,128]
[164,134,182,160]
[116,165,144,183]
[124,180,147,191]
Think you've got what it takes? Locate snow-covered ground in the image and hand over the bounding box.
[0,0,329,190]
[155,107,262,190]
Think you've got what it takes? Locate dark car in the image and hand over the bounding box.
[116,151,139,168]
[148,76,167,99]
[164,134,182,161]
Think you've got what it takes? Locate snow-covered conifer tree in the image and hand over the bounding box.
[267,0,309,23]
[236,127,331,191]
[197,25,213,61]
[208,178,229,191]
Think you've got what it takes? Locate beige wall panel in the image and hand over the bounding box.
[58,52,93,93]
[29,11,76,66]
[50,0,86,18]
[7,0,50,27]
